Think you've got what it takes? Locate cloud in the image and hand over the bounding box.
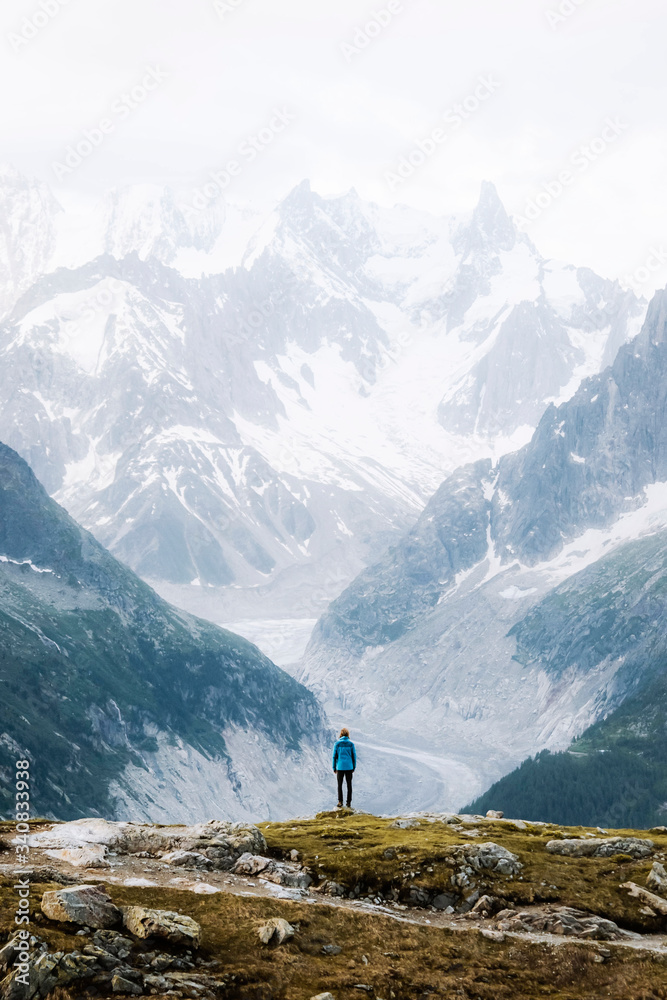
[0,0,665,289]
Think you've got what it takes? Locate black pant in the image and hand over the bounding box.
[336,769,353,806]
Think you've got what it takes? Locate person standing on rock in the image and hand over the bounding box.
[332,727,356,808]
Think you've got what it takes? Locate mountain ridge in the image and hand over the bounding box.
[301,286,667,806]
[0,167,645,626]
[0,442,330,822]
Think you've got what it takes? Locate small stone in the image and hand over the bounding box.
[485,810,504,819]
[257,918,295,946]
[81,943,121,970]
[310,994,335,1000]
[231,853,272,876]
[122,906,202,948]
[479,929,505,942]
[111,972,143,995]
[471,894,498,916]
[390,818,420,829]
[322,944,342,956]
[290,849,300,862]
[41,885,121,929]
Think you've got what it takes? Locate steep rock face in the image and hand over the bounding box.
[301,288,667,802]
[313,460,494,656]
[0,443,329,822]
[494,289,667,565]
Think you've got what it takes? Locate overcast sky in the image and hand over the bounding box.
[2,0,666,292]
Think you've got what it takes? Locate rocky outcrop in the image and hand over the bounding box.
[545,837,654,859]
[493,906,626,941]
[0,925,205,1000]
[40,886,121,929]
[231,852,312,889]
[1,950,101,1000]
[29,818,267,870]
[451,841,522,876]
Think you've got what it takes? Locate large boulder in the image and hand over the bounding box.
[40,886,121,929]
[121,907,202,948]
[621,881,667,916]
[647,861,667,895]
[545,837,654,859]
[452,841,522,875]
[257,918,295,946]
[231,854,272,876]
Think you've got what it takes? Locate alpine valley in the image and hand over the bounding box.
[2,161,664,822]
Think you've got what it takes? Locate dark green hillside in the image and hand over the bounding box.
[465,665,667,828]
[0,443,327,819]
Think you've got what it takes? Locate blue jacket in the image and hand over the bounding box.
[332,736,356,772]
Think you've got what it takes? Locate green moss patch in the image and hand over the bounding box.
[261,812,667,933]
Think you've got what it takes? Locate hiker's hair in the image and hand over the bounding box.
[339,727,350,738]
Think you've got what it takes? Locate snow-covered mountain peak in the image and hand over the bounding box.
[454,180,518,258]
[102,183,229,264]
[0,169,648,620]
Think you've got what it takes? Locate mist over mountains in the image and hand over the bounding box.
[2,162,665,821]
[0,167,644,632]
